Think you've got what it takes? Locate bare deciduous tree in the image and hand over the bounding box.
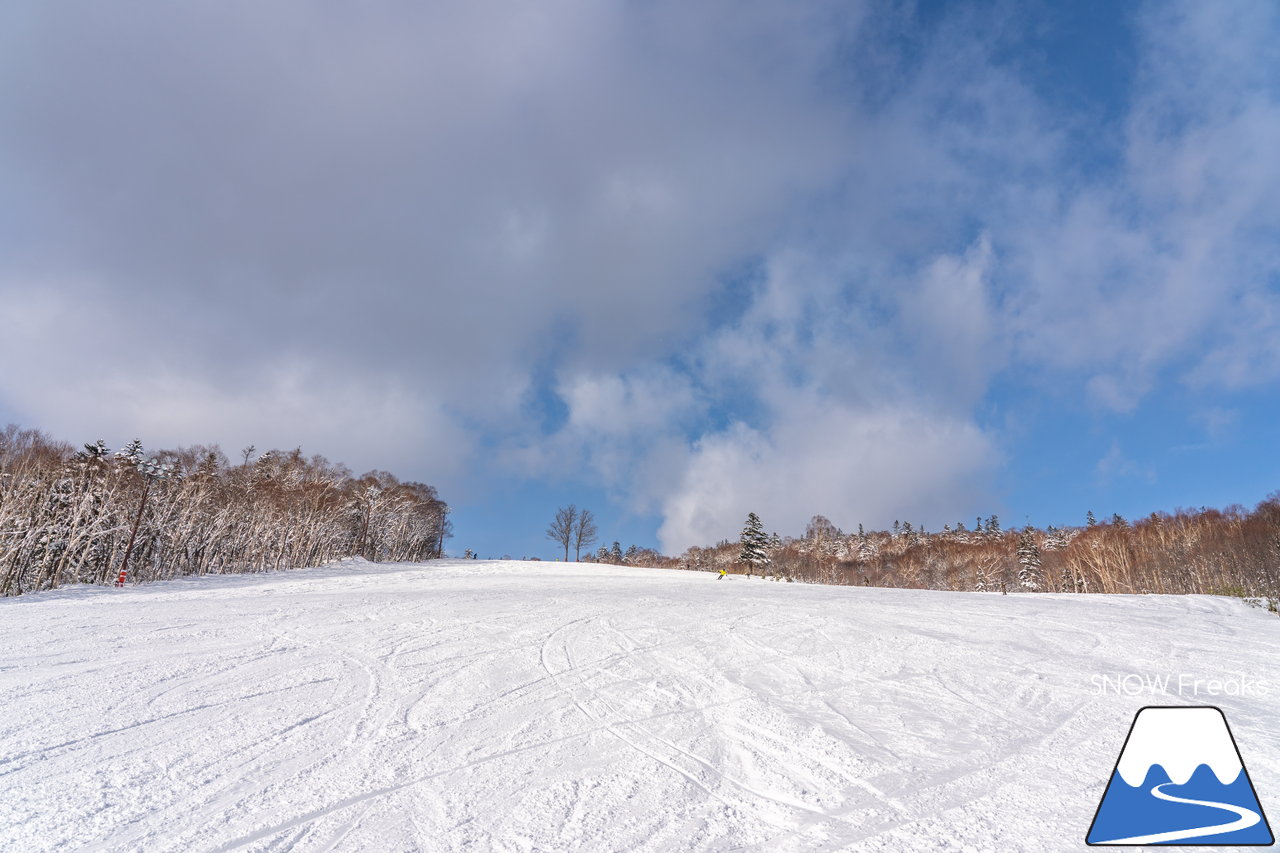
[546,504,577,562]
[0,424,450,597]
[573,508,597,561]
[671,499,1280,603]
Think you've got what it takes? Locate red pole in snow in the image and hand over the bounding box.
[115,475,153,588]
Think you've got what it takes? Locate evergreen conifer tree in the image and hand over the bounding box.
[738,512,769,576]
[115,439,144,465]
[1016,527,1043,591]
[855,524,872,561]
[76,440,110,462]
[1060,568,1080,593]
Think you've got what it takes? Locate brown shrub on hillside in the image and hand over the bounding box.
[674,504,1280,600]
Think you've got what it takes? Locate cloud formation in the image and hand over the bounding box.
[1,1,856,452]
[2,1,1277,552]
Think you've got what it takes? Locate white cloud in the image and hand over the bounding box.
[573,241,1006,552]
[1095,440,1155,486]
[898,235,998,406]
[1190,407,1238,441]
[0,277,471,482]
[3,1,1279,551]
[560,368,699,437]
[994,2,1280,408]
[0,0,860,437]
[657,399,999,553]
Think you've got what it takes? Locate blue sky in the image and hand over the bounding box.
[2,1,1279,560]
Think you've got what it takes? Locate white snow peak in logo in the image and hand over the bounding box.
[1087,706,1274,846]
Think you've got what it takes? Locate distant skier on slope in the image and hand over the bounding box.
[718,568,727,580]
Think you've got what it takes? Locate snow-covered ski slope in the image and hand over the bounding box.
[2,559,1277,852]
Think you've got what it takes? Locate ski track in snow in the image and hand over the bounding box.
[1,559,1277,852]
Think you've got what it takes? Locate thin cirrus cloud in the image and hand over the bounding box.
[1,1,1278,555]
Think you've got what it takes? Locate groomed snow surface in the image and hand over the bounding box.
[2,559,1277,852]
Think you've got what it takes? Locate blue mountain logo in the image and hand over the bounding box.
[1088,706,1273,846]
